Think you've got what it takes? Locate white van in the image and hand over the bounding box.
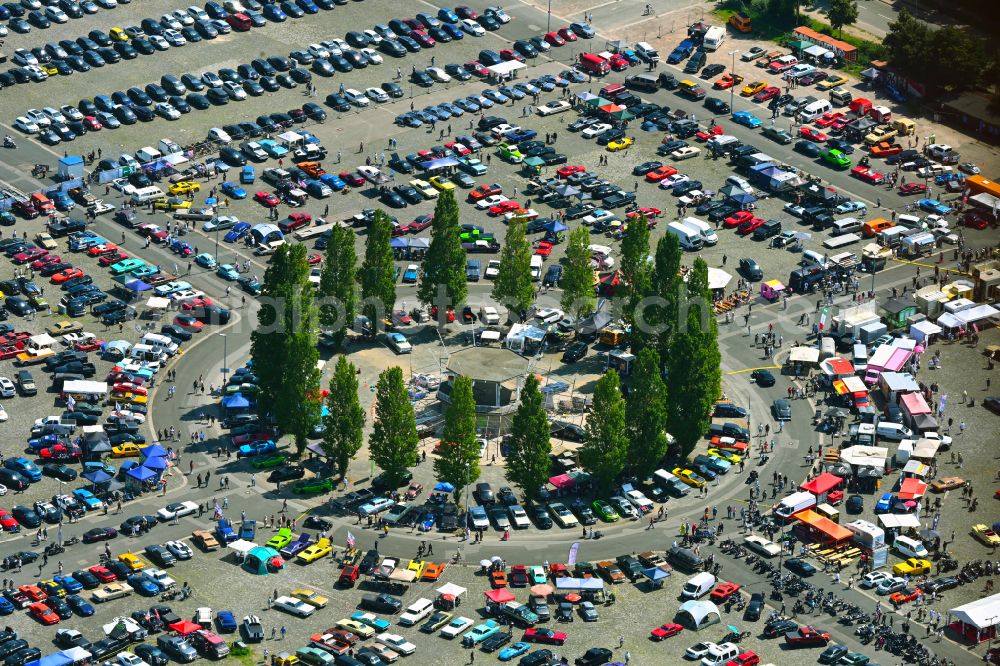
[876,422,913,442]
[774,491,816,520]
[681,572,716,599]
[667,221,703,251]
[398,598,434,626]
[700,642,739,666]
[140,333,179,356]
[798,99,833,123]
[130,186,166,205]
[680,217,718,245]
[894,535,928,558]
[135,146,162,163]
[853,343,869,373]
[634,41,659,63]
[832,218,863,236]
[801,250,828,269]
[529,255,543,281]
[130,343,166,364]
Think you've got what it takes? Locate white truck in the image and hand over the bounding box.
[680,217,718,245]
[703,26,726,51]
[667,221,704,251]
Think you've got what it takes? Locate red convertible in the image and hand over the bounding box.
[534,241,554,257]
[557,165,586,179]
[898,183,927,196]
[523,628,567,645]
[469,183,503,201]
[737,218,765,235]
[800,127,828,142]
[695,124,724,142]
[74,338,104,352]
[890,587,922,605]
[39,444,83,461]
[650,622,683,640]
[709,582,741,601]
[99,252,129,267]
[626,207,661,223]
[254,191,280,207]
[724,211,754,228]
[713,73,743,89]
[784,627,831,647]
[851,166,885,184]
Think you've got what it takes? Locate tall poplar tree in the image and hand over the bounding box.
[504,374,551,503]
[579,370,628,492]
[359,210,397,328]
[560,226,596,319]
[619,214,652,351]
[322,355,365,480]
[318,224,357,350]
[418,190,467,309]
[368,366,419,487]
[492,216,533,315]
[626,347,669,475]
[433,375,480,502]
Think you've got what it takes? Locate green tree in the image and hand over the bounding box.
[433,375,480,502]
[579,370,628,492]
[369,366,419,487]
[322,355,365,480]
[359,210,397,328]
[626,347,669,476]
[883,9,932,80]
[504,374,552,503]
[645,233,682,363]
[667,259,721,458]
[492,216,534,315]
[250,244,299,411]
[560,226,596,319]
[619,214,652,350]
[318,224,357,350]
[418,190,467,309]
[825,0,858,36]
[925,26,987,90]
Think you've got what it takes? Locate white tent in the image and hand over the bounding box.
[707,268,732,291]
[146,296,170,310]
[487,61,526,80]
[840,446,889,471]
[876,513,920,529]
[949,592,1000,633]
[788,347,820,364]
[909,320,941,343]
[911,439,942,461]
[675,600,721,630]
[228,540,257,559]
[436,583,467,601]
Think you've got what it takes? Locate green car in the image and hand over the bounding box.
[592,499,620,522]
[266,527,293,549]
[459,231,496,243]
[110,258,147,275]
[838,653,870,666]
[496,143,524,163]
[250,454,287,470]
[293,477,334,495]
[821,149,851,168]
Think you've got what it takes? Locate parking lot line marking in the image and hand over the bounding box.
[726,365,780,375]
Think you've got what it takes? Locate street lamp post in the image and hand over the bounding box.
[546,0,552,33]
[220,333,228,385]
[728,50,740,114]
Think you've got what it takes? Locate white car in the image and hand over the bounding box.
[59,105,84,122]
[475,195,509,209]
[273,596,314,617]
[365,87,389,103]
[672,146,701,160]
[95,0,117,8]
[479,306,500,325]
[623,488,653,513]
[460,18,485,36]
[160,14,183,30]
[686,642,719,659]
[156,500,199,521]
[582,209,616,226]
[156,103,181,120]
[45,6,69,22]
[0,378,15,398]
[149,35,171,51]
[208,127,231,143]
[241,142,266,161]
[116,652,149,666]
[385,332,411,354]
[25,109,51,127]
[412,373,439,389]
[344,89,369,107]
[307,43,330,59]
[187,5,210,21]
[582,123,612,139]
[508,505,531,529]
[163,29,186,46]
[536,100,571,116]
[361,48,383,64]
[368,644,401,663]
[362,29,383,45]
[485,5,511,22]
[319,40,343,56]
[223,81,247,101]
[490,123,520,138]
[143,568,176,589]
[427,67,452,83]
[440,616,474,638]
[195,607,212,626]
[165,540,193,560]
[860,571,892,589]
[375,634,415,656]
[484,260,501,279]
[12,49,38,66]
[660,174,690,189]
[13,117,39,134]
[201,71,223,88]
[0,404,7,423]
[534,308,564,324]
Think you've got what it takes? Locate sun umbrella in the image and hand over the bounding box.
[563,593,582,603]
[530,584,554,596]
[491,556,503,563]
[480,560,492,569]
[599,103,622,114]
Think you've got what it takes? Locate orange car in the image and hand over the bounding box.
[870,141,903,158]
[489,570,507,589]
[645,165,678,182]
[51,268,85,284]
[890,587,922,605]
[29,602,59,625]
[714,73,744,89]
[422,562,446,581]
[708,436,749,453]
[19,584,47,601]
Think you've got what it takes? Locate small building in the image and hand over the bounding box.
[438,347,530,416]
[792,26,857,62]
[881,296,917,329]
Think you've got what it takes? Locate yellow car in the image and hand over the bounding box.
[46,320,82,336]
[407,559,426,578]
[740,80,767,96]
[892,558,931,576]
[672,467,705,488]
[336,618,375,639]
[35,233,58,250]
[110,392,147,405]
[607,137,634,152]
[39,580,67,598]
[111,443,142,458]
[109,27,129,41]
[291,588,329,608]
[296,538,331,564]
[428,175,456,192]
[169,181,201,196]
[118,552,146,571]
[972,524,1000,547]
[817,74,850,90]
[410,179,437,199]
[707,448,741,464]
[42,63,59,76]
[153,197,191,211]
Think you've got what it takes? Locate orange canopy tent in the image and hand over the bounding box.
[898,477,928,500]
[794,509,853,544]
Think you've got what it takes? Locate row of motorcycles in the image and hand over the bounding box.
[856,624,935,663]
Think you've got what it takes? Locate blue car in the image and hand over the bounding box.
[240,519,256,540]
[221,181,247,199]
[130,265,159,278]
[0,596,15,615]
[262,3,286,21]
[442,22,464,39]
[217,264,240,281]
[217,610,238,632]
[215,519,237,543]
[935,173,961,184]
[875,492,894,513]
[27,434,63,451]
[437,7,459,22]
[239,440,277,458]
[54,575,83,593]
[319,173,346,190]
[507,128,537,143]
[732,111,763,128]
[66,594,95,616]
[499,642,530,661]
[240,165,255,184]
[224,222,252,243]
[402,265,419,282]
[6,458,41,482]
[128,574,160,596]
[917,198,953,215]
[194,253,217,269]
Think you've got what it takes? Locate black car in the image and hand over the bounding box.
[922,576,959,594]
[575,648,613,666]
[763,618,798,638]
[42,464,77,481]
[120,514,157,535]
[750,369,775,387]
[12,506,41,528]
[479,632,512,653]
[795,140,821,158]
[738,257,763,281]
[571,499,597,526]
[562,342,588,363]
[161,324,192,341]
[144,544,176,567]
[134,644,169,666]
[550,420,585,441]
[268,465,305,483]
[845,494,864,514]
[360,593,401,614]
[784,558,816,577]
[818,644,848,664]
[529,503,552,529]
[82,527,117,543]
[71,569,99,589]
[744,592,765,621]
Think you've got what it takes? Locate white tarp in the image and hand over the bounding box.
[487,61,527,78]
[555,577,604,592]
[146,296,171,310]
[877,513,920,529]
[676,600,721,630]
[707,268,732,291]
[228,540,257,557]
[840,446,889,470]
[436,583,467,599]
[788,347,820,364]
[911,438,942,461]
[950,592,1000,630]
[63,380,108,396]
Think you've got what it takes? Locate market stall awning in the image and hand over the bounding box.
[586,96,611,108]
[523,156,545,167]
[146,296,170,309]
[228,539,258,556]
[800,473,843,496]
[484,588,515,604]
[127,466,157,481]
[549,474,575,490]
[833,376,867,395]
[576,91,597,102]
[912,438,942,461]
[223,394,250,409]
[707,268,732,291]
[389,569,417,583]
[141,444,168,458]
[169,620,201,636]
[643,567,670,582]
[486,61,526,78]
[900,392,931,415]
[877,513,920,529]
[950,592,1000,631]
[142,457,168,471]
[898,477,928,500]
[436,583,467,599]
[795,509,854,542]
[788,347,820,364]
[822,357,855,376]
[840,445,889,470]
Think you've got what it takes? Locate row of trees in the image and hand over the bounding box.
[884,9,993,93]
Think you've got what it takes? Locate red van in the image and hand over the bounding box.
[599,83,625,100]
[225,12,252,31]
[578,53,610,76]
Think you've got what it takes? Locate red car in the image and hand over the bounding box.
[88,567,116,583]
[29,602,59,625]
[174,315,204,332]
[51,268,84,284]
[557,26,578,42]
[19,585,47,601]
[31,254,60,270]
[650,622,683,641]
[99,252,129,267]
[890,587,922,605]
[39,444,83,461]
[112,382,147,395]
[254,191,279,207]
[463,61,490,78]
[500,49,525,63]
[724,211,753,228]
[815,112,847,128]
[960,210,991,230]
[488,200,521,216]
[0,509,19,531]
[752,86,780,103]
[695,125,724,142]
[738,218,766,235]
[557,165,586,179]
[445,141,471,156]
[544,31,565,46]
[429,305,456,322]
[307,254,322,265]
[710,582,742,601]
[13,248,47,264]
[74,338,104,352]
[851,166,885,184]
[626,207,662,222]
[800,127,828,142]
[645,165,678,182]
[87,243,119,256]
[784,627,831,647]
[83,116,103,131]
[339,172,366,187]
[725,652,759,666]
[523,628,567,645]
[534,241,553,257]
[609,54,629,71]
[410,30,436,48]
[12,200,39,219]
[409,215,433,232]
[898,183,927,196]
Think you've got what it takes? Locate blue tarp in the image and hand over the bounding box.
[433,482,455,493]
[223,394,250,409]
[25,652,73,666]
[643,567,671,581]
[142,457,168,471]
[127,466,157,481]
[555,577,605,591]
[141,444,168,458]
[544,221,568,233]
[82,470,112,484]
[390,237,408,248]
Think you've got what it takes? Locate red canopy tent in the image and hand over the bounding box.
[483,588,515,604]
[169,620,201,636]
[898,477,928,500]
[549,474,575,490]
[800,473,844,503]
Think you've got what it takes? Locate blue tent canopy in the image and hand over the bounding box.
[82,469,112,484]
[142,457,168,471]
[26,652,73,666]
[124,279,151,292]
[223,394,250,409]
[544,221,568,233]
[731,193,757,205]
[433,482,455,493]
[141,444,168,458]
[389,237,408,248]
[643,567,671,581]
[127,466,157,481]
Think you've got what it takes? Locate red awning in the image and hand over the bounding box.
[898,477,928,500]
[549,474,574,490]
[900,392,931,416]
[169,620,201,636]
[825,357,855,375]
[800,472,844,496]
[484,588,515,604]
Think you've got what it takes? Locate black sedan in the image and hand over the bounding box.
[561,342,588,363]
[71,569,100,589]
[784,558,816,577]
[82,527,117,543]
[751,369,775,387]
[795,140,821,158]
[42,464,78,481]
[632,161,663,176]
[745,592,765,621]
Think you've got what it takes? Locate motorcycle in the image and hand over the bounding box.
[3,136,15,149]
